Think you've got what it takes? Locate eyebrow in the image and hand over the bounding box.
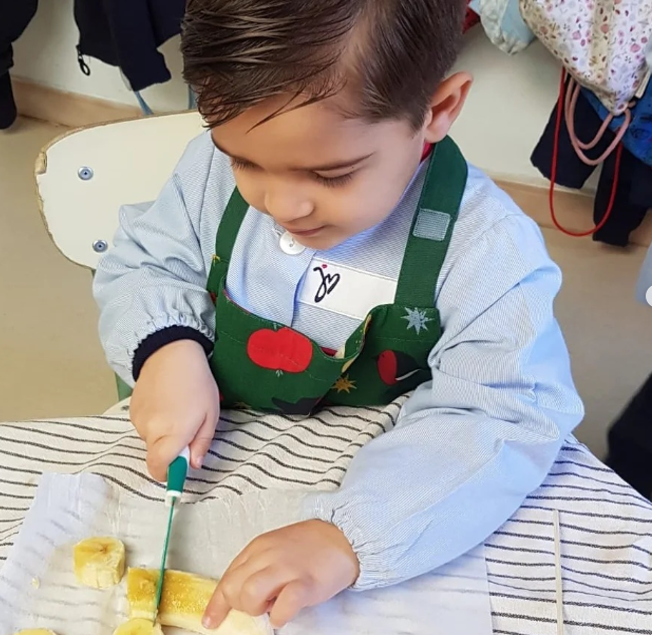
[211,137,373,172]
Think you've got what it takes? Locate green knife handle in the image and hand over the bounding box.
[166,446,190,505]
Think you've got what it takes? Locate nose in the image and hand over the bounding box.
[264,186,314,225]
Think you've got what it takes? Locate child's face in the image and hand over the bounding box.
[210,77,470,251]
[209,95,424,250]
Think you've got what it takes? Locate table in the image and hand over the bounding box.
[1,400,651,634]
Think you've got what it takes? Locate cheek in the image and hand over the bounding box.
[233,172,267,211]
[341,167,412,226]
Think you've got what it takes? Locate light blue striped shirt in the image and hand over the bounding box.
[93,132,584,589]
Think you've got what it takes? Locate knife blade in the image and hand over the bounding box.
[154,446,190,622]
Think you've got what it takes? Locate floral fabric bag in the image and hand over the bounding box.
[520,0,652,115]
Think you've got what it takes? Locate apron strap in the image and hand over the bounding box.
[211,138,466,305]
[211,187,249,282]
[395,136,468,306]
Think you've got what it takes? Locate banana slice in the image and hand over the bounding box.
[73,536,126,589]
[14,630,57,635]
[127,568,273,635]
[112,618,164,635]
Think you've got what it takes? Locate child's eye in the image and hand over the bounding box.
[313,172,355,188]
[230,157,257,171]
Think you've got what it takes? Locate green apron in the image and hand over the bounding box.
[207,137,468,416]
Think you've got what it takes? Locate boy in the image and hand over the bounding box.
[94,0,584,629]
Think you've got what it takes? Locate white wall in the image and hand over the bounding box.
[13,1,561,184]
[452,29,562,185]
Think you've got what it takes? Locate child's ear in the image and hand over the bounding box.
[423,72,473,143]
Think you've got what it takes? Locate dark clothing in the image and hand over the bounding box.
[532,82,652,247]
[0,0,38,75]
[592,146,652,247]
[606,372,652,500]
[0,0,38,128]
[73,0,185,92]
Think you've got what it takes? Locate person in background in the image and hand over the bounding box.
[94,0,584,629]
[606,242,652,499]
[0,1,38,130]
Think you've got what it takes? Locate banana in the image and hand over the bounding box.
[14,630,57,635]
[127,568,274,635]
[112,618,164,635]
[73,536,126,589]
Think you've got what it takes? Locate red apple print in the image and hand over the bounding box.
[376,350,421,386]
[247,328,313,373]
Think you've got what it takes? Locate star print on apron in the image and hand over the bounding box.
[206,137,468,416]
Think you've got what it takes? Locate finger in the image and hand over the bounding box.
[189,411,218,469]
[269,579,312,628]
[147,435,186,482]
[203,559,265,628]
[202,583,231,630]
[238,566,287,617]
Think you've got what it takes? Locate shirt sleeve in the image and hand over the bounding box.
[92,136,218,385]
[636,243,652,306]
[302,213,584,590]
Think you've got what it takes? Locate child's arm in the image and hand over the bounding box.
[203,213,583,629]
[303,214,583,586]
[93,135,223,479]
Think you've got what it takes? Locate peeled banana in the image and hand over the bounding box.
[14,630,57,635]
[112,618,164,635]
[127,568,273,635]
[73,536,126,589]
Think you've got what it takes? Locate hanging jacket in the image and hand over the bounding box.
[0,0,38,76]
[73,0,185,92]
[468,0,535,55]
[463,1,480,33]
[531,82,652,247]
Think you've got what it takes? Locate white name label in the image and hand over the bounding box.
[298,259,398,320]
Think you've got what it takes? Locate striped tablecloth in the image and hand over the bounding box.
[1,398,651,634]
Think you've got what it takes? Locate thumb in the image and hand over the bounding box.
[189,409,219,470]
[148,435,187,482]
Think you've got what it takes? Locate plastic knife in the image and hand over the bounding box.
[153,446,190,622]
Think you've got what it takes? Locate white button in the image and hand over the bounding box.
[279,231,306,255]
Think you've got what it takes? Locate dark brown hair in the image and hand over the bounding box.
[181,0,466,130]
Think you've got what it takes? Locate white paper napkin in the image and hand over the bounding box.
[0,473,493,635]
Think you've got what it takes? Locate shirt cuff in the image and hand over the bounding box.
[300,493,380,591]
[132,326,213,381]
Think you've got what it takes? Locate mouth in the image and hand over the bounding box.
[286,226,325,238]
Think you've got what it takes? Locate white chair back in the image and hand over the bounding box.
[36,111,205,269]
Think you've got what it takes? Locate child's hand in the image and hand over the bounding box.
[202,520,359,630]
[130,339,220,481]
